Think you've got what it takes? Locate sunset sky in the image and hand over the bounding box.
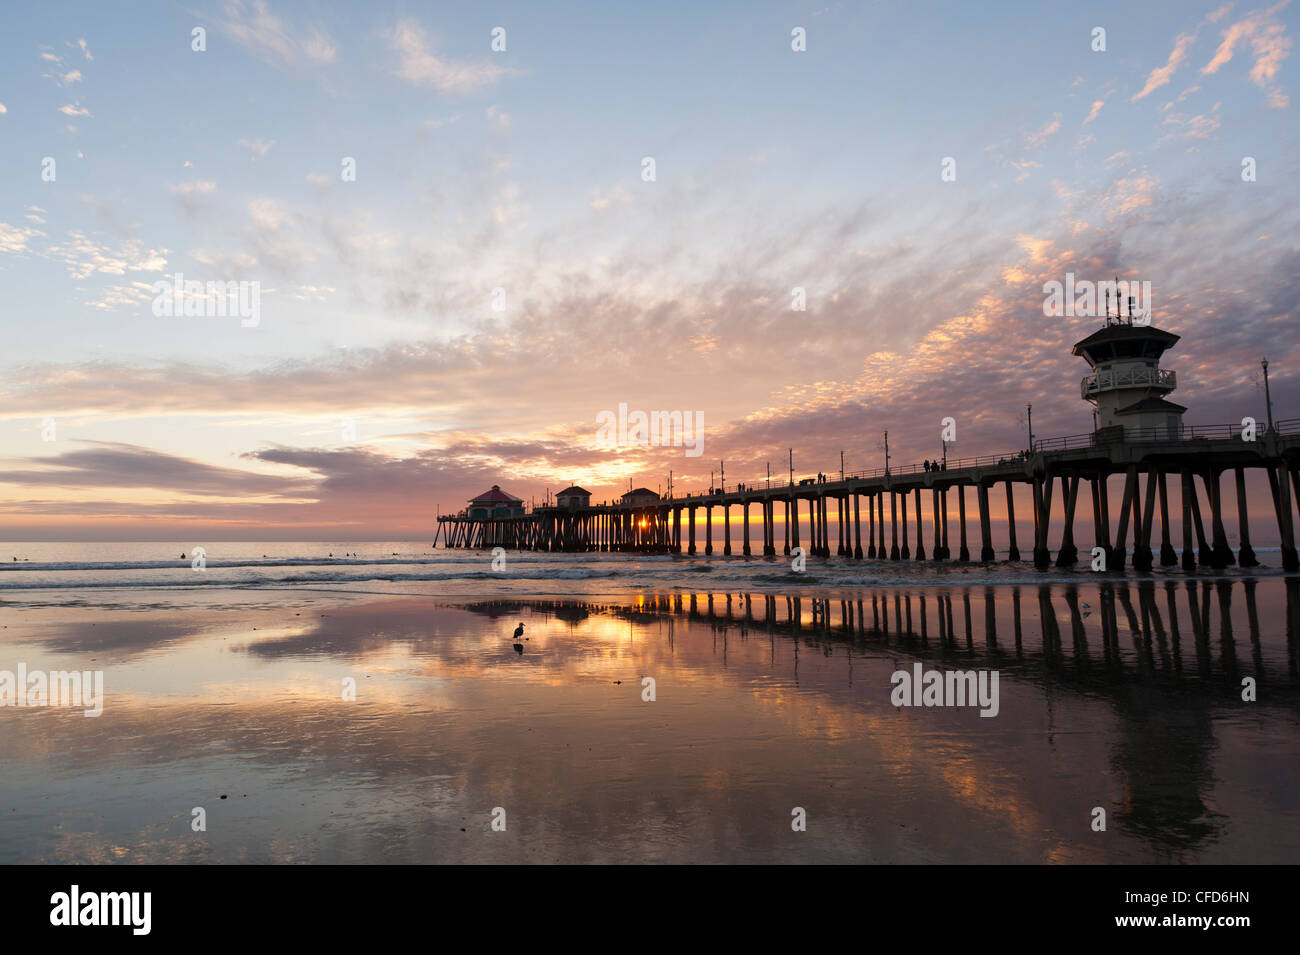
[1,0,1297,539]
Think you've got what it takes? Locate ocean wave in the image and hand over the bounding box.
[0,567,624,590]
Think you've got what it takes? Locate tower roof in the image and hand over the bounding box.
[1072,324,1179,366]
[556,485,591,497]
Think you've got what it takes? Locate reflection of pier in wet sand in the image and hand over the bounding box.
[463,577,1300,855]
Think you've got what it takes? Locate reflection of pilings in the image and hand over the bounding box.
[1287,578,1300,679]
[1012,587,1023,654]
[1215,580,1239,683]
[962,592,973,648]
[1039,585,1063,663]
[1186,580,1210,678]
[1243,579,1262,677]
[984,587,997,647]
[627,577,1282,697]
[1063,586,1089,672]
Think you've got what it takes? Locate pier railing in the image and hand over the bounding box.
[1080,367,1176,398]
[681,419,1300,498]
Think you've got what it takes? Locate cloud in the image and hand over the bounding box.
[169,180,217,196]
[0,441,304,497]
[42,231,168,280]
[0,222,44,254]
[170,180,218,217]
[1083,99,1106,124]
[387,18,512,93]
[301,27,338,64]
[45,68,82,86]
[239,138,275,162]
[1161,107,1223,140]
[1201,1,1292,107]
[1024,113,1062,148]
[0,103,6,114]
[215,0,339,70]
[1133,31,1198,101]
[590,184,632,211]
[57,102,91,117]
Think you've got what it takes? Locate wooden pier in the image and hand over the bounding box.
[436,317,1300,571]
[436,421,1300,571]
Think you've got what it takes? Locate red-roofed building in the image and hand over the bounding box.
[468,485,525,519]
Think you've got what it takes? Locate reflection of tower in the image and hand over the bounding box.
[1073,305,1185,438]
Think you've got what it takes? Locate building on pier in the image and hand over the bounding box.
[1073,317,1185,438]
[621,487,661,507]
[467,485,525,520]
[556,485,593,510]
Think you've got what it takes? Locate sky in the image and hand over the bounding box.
[0,0,1297,540]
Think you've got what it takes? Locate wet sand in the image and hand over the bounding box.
[2,578,1298,863]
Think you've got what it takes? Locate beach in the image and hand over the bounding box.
[2,543,1297,864]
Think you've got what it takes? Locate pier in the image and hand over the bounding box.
[436,315,1300,571]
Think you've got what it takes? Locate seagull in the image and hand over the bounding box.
[1080,601,1093,618]
[513,623,525,640]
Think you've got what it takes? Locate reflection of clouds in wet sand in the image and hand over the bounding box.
[2,580,1296,863]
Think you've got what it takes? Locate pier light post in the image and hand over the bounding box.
[1262,358,1274,432]
[788,448,794,486]
[883,431,890,475]
[840,450,845,482]
[1026,404,1034,451]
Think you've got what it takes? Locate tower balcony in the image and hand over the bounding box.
[1081,367,1175,399]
